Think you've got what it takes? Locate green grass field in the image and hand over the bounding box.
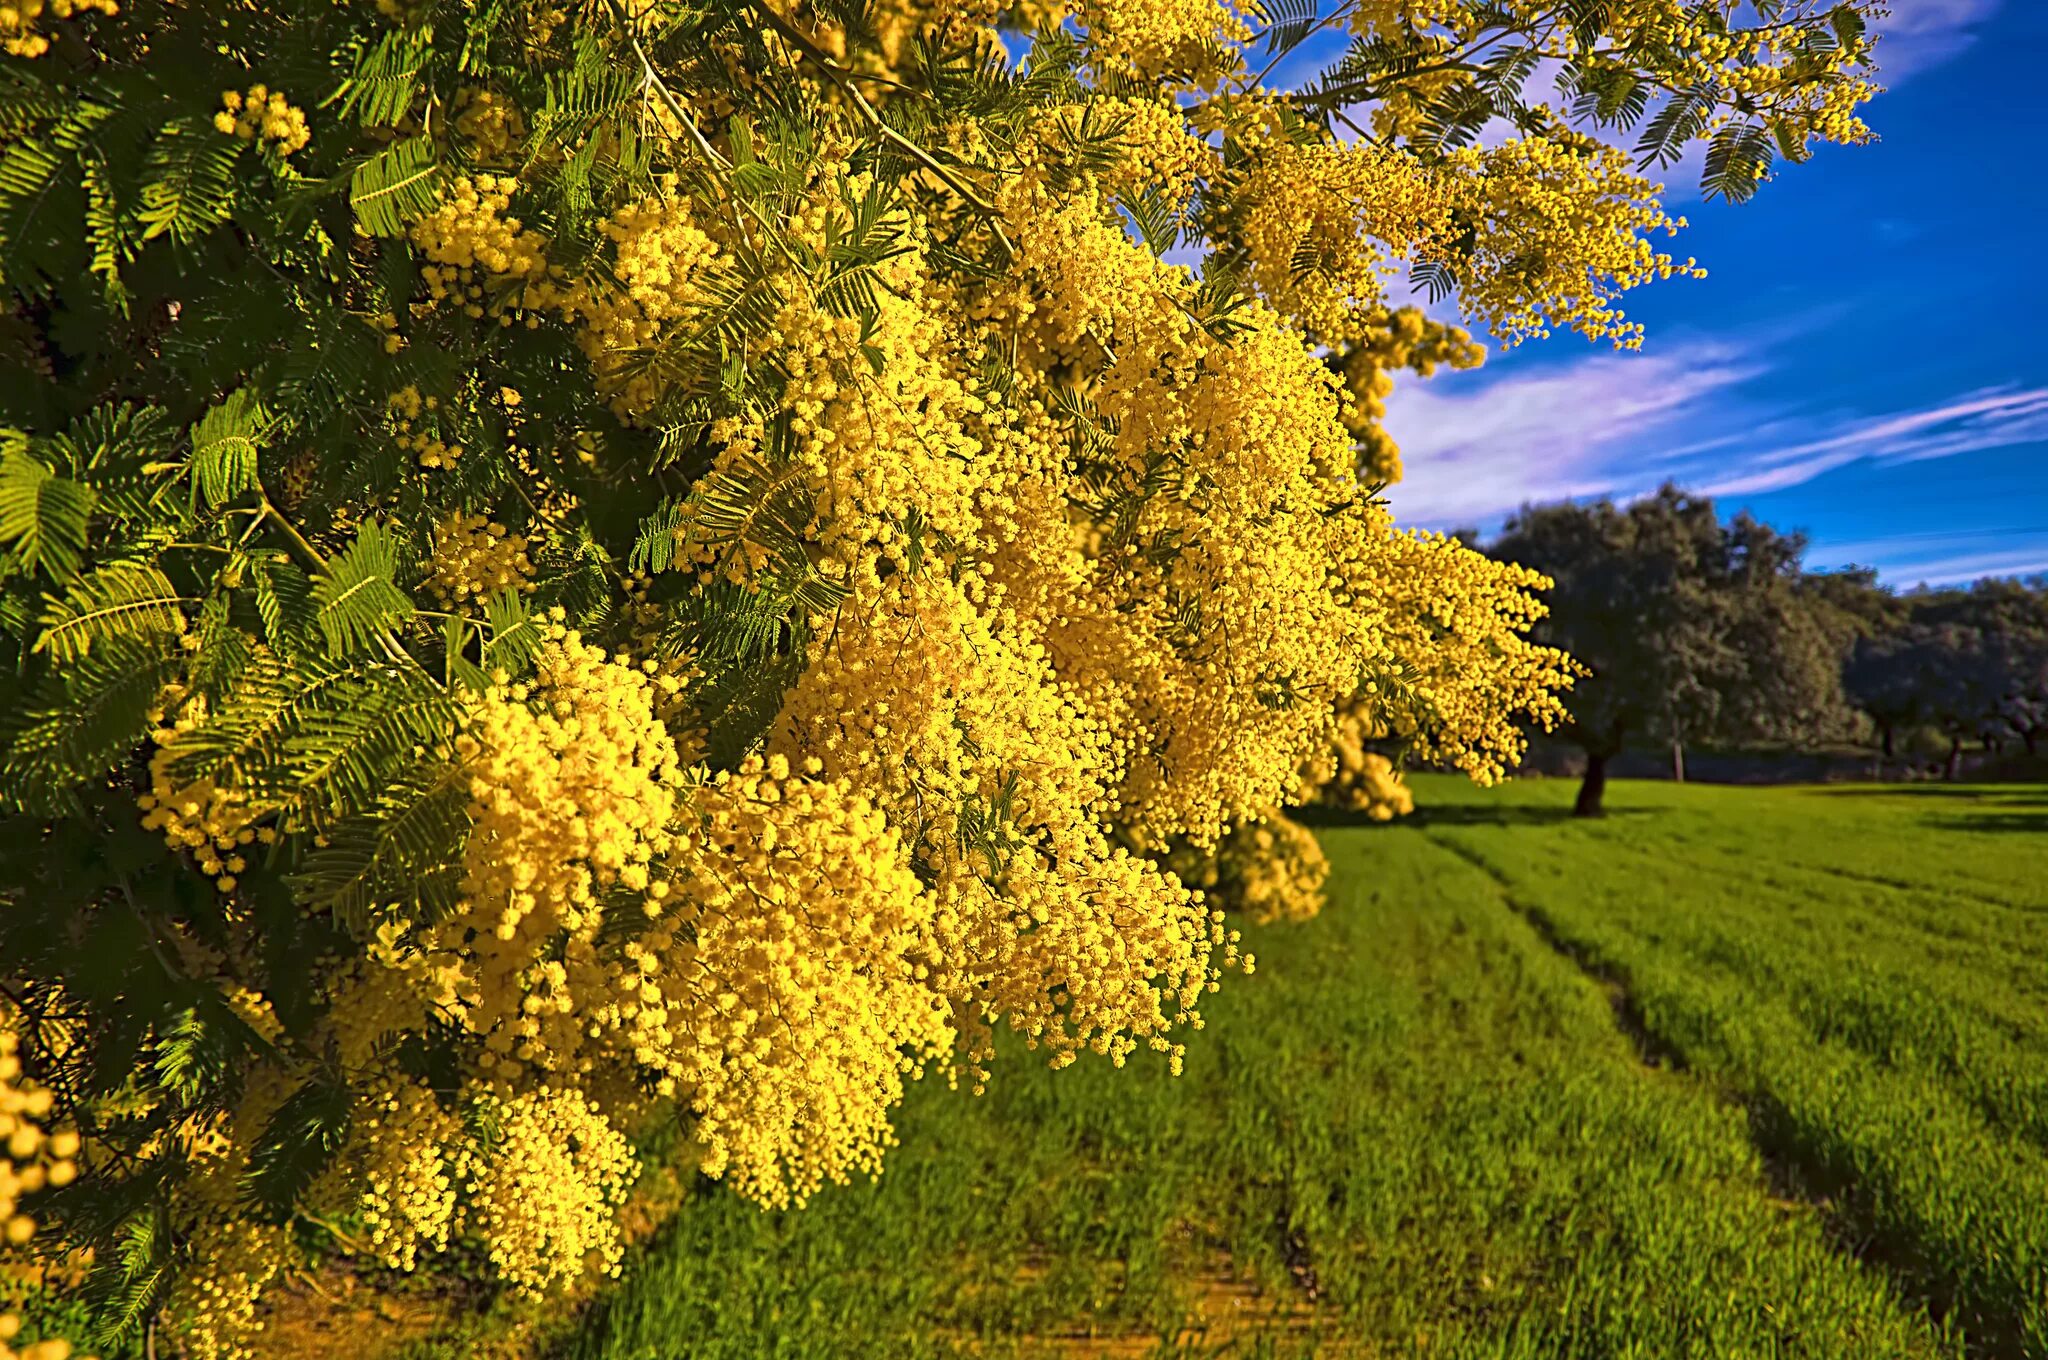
[555,778,2048,1360]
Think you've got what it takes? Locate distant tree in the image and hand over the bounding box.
[1489,487,1852,816]
[1844,627,1932,761]
[1816,567,1919,758]
[1955,579,2048,758]
[1906,618,1999,777]
[1886,581,2048,769]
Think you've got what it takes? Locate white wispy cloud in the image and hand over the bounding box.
[1808,532,2048,588]
[1699,387,2048,496]
[1380,340,1760,526]
[1380,343,2048,534]
[1871,0,2004,79]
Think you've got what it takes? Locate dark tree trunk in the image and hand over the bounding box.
[1670,738,1686,784]
[1575,752,1610,818]
[1944,737,1963,782]
[1880,723,1895,759]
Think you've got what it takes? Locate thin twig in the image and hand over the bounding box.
[261,497,329,574]
[744,0,1016,258]
[598,0,730,168]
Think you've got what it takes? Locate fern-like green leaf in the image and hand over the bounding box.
[629,499,687,574]
[35,560,185,661]
[137,118,243,247]
[1634,88,1710,169]
[0,440,95,581]
[482,587,541,672]
[335,26,433,127]
[348,135,444,238]
[250,550,317,652]
[189,387,269,509]
[312,519,415,655]
[295,766,469,929]
[86,1213,173,1348]
[0,636,180,813]
[0,134,67,290]
[1701,122,1774,203]
[243,1075,353,1219]
[169,651,450,820]
[81,151,132,314]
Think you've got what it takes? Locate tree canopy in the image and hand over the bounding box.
[1845,577,2048,770]
[1487,486,1854,813]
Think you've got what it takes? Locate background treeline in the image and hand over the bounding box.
[1466,487,2048,814]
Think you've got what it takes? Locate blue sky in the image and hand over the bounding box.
[1338,0,2048,587]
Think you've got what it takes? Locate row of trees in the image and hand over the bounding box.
[1841,579,2048,772]
[1480,488,2048,815]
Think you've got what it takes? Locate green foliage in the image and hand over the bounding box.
[348,135,446,238]
[243,1074,354,1220]
[188,389,269,511]
[1843,578,2048,761]
[0,635,181,814]
[0,436,96,580]
[1485,486,1857,803]
[311,520,416,656]
[36,560,187,662]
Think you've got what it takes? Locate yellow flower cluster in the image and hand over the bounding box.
[426,634,960,1213]
[386,385,463,467]
[461,1086,635,1296]
[138,710,272,895]
[1344,1,1876,163]
[995,199,1396,846]
[1235,138,1461,343]
[1227,124,1699,350]
[355,1077,463,1273]
[1020,96,1216,210]
[1,1033,79,1245]
[573,198,726,415]
[441,626,685,1070]
[1174,810,1332,924]
[212,85,310,156]
[1348,0,1465,36]
[425,511,533,605]
[626,756,953,1207]
[1073,0,1252,87]
[1351,530,1579,783]
[452,87,525,163]
[0,0,116,60]
[410,176,567,326]
[410,182,726,415]
[1336,308,1487,485]
[166,1217,286,1360]
[1320,738,1415,822]
[0,1027,87,1360]
[1447,139,1704,349]
[1229,813,1331,923]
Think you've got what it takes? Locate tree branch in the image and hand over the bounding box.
[744,0,1016,259]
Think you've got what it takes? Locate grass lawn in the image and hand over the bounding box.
[551,777,2048,1360]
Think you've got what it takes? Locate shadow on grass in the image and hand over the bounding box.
[1809,784,2048,804]
[1928,812,2048,836]
[1294,804,1656,830]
